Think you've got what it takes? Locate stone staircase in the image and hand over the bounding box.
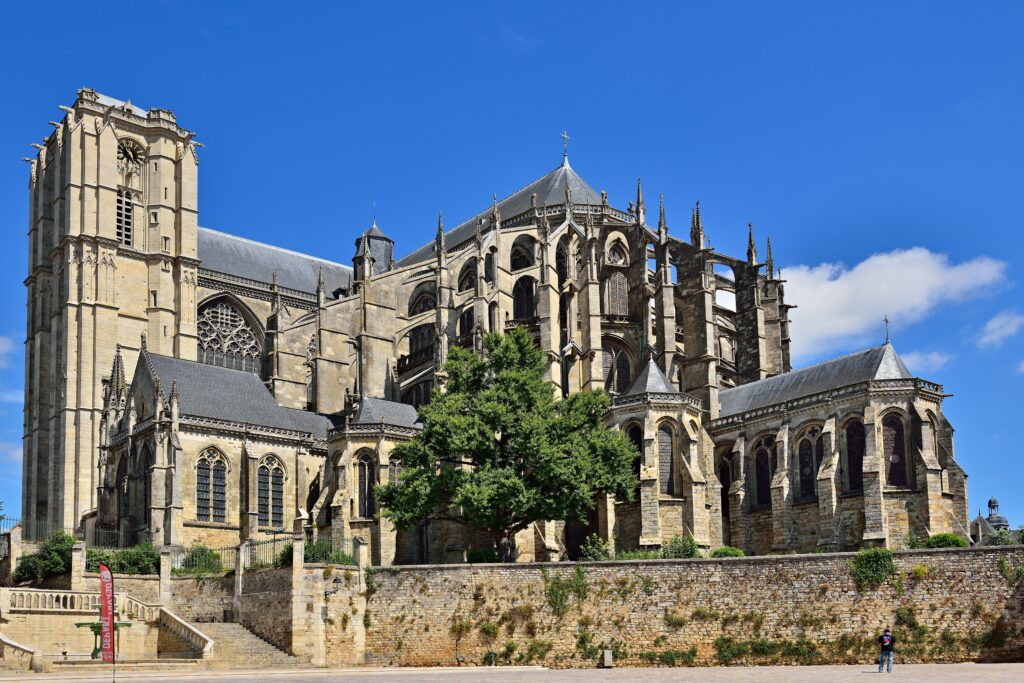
[200,623,307,670]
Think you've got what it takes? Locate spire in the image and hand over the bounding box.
[765,236,775,278]
[358,233,373,280]
[561,129,570,166]
[658,194,668,244]
[747,223,757,265]
[435,213,446,264]
[635,177,646,225]
[690,201,705,249]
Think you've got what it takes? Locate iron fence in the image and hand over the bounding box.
[304,532,356,565]
[172,544,237,575]
[244,537,291,570]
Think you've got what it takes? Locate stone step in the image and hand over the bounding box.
[197,622,306,669]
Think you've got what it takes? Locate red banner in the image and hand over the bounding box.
[99,564,115,664]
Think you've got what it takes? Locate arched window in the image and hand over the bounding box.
[607,242,627,265]
[488,302,499,332]
[401,380,432,408]
[845,420,865,492]
[510,237,535,271]
[512,277,536,320]
[753,439,773,508]
[140,447,153,528]
[602,345,632,394]
[797,439,815,500]
[408,324,433,354]
[556,247,569,286]
[196,448,227,523]
[458,308,475,340]
[627,424,643,499]
[882,415,908,487]
[258,456,285,528]
[197,299,263,375]
[388,459,402,485]
[484,251,495,283]
[605,271,628,316]
[356,451,377,519]
[409,291,436,315]
[658,424,676,496]
[117,456,130,525]
[457,261,477,293]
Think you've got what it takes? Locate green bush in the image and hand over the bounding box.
[579,534,612,561]
[985,529,1016,546]
[467,547,500,563]
[13,531,75,583]
[921,533,968,549]
[87,543,159,575]
[614,549,662,560]
[662,534,700,559]
[305,539,356,565]
[174,545,224,575]
[848,547,895,590]
[713,636,749,663]
[275,543,294,567]
[711,546,745,558]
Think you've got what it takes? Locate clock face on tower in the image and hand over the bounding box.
[117,140,143,167]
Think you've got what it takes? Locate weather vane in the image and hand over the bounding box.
[883,314,890,343]
[561,130,570,158]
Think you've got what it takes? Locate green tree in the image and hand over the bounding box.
[377,327,638,562]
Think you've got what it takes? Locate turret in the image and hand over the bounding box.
[352,217,394,278]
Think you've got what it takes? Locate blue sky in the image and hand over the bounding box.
[1,1,1022,526]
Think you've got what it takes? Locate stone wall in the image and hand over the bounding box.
[81,574,160,603]
[1,612,158,661]
[237,567,292,653]
[169,575,234,623]
[360,546,1024,668]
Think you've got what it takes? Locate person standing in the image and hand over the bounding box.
[877,628,896,673]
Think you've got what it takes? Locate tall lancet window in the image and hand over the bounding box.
[258,456,285,528]
[197,299,263,375]
[116,190,134,246]
[196,448,227,523]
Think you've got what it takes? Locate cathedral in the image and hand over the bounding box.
[20,89,970,564]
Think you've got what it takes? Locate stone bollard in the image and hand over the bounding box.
[353,538,370,592]
[70,542,86,591]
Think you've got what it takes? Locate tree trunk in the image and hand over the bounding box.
[498,532,517,563]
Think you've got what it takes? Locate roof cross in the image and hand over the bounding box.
[561,130,570,159]
[883,314,891,343]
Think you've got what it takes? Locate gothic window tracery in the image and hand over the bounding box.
[602,345,632,394]
[844,420,865,492]
[196,448,227,523]
[796,427,825,501]
[197,299,263,375]
[627,424,643,499]
[356,451,376,519]
[510,240,535,271]
[607,242,627,265]
[457,261,477,293]
[512,276,536,320]
[752,436,774,508]
[410,291,436,315]
[258,456,285,528]
[658,423,676,496]
[882,414,909,487]
[605,271,628,316]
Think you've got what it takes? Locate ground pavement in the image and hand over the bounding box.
[0,663,1021,682]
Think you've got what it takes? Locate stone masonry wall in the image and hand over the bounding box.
[237,567,292,653]
[169,575,234,622]
[360,547,1024,668]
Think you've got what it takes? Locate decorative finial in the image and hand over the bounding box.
[560,129,570,164]
[317,264,325,293]
[658,194,667,230]
[884,315,890,343]
[170,380,179,401]
[747,223,757,265]
[140,332,147,351]
[635,177,645,225]
[765,237,774,278]
[436,213,445,252]
[492,193,501,225]
[530,192,537,210]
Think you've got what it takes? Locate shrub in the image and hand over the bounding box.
[88,543,160,575]
[711,546,745,558]
[579,534,612,561]
[895,607,919,630]
[13,531,75,583]
[713,636,748,663]
[910,564,929,581]
[920,533,968,549]
[541,567,587,617]
[662,534,700,559]
[750,639,781,656]
[658,647,697,666]
[984,529,1015,546]
[615,549,661,560]
[848,548,895,590]
[275,543,294,567]
[467,547,500,563]
[664,611,687,629]
[305,539,355,565]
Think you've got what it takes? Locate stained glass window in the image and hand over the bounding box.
[883,415,908,487]
[658,425,675,496]
[606,271,628,316]
[258,465,270,527]
[798,440,815,500]
[845,421,865,492]
[212,460,226,523]
[197,300,262,375]
[512,277,536,320]
[357,452,376,519]
[197,460,211,521]
[271,468,283,527]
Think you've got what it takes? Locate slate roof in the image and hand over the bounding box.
[143,352,336,438]
[395,158,604,267]
[351,396,421,429]
[718,343,913,418]
[198,227,352,295]
[624,359,677,395]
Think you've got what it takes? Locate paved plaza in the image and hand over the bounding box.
[0,663,1022,683]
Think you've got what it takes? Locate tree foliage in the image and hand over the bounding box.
[377,328,638,561]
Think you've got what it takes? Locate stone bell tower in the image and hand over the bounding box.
[23,89,200,534]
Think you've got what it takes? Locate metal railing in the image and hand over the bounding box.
[172,545,237,575]
[243,537,291,570]
[304,532,355,565]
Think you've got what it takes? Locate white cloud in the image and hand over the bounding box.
[977,310,1024,348]
[1017,360,1024,374]
[901,351,953,373]
[0,336,14,369]
[0,441,21,464]
[784,248,1006,360]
